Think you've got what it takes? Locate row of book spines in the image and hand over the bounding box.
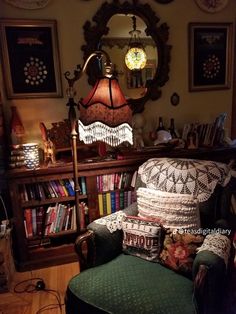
[96,171,138,193]
[19,177,87,202]
[98,190,137,217]
[24,203,77,238]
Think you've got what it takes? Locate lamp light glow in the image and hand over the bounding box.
[22,143,40,169]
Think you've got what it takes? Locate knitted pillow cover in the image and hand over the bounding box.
[137,187,200,230]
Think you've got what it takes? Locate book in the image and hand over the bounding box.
[24,208,33,237]
[98,193,104,216]
[36,206,45,236]
[44,206,53,235]
[106,192,112,215]
[115,190,120,211]
[102,193,107,215]
[48,181,58,198]
[44,182,55,198]
[31,208,37,236]
[41,182,52,199]
[64,179,75,196]
[119,190,124,210]
[58,180,69,197]
[110,191,116,213]
[54,180,66,197]
[55,204,65,232]
[37,183,46,200]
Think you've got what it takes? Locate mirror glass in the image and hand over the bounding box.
[101,14,158,100]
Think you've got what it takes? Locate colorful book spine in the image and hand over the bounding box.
[102,193,107,215]
[110,191,116,213]
[106,192,112,215]
[98,193,104,216]
[115,190,120,211]
[64,179,75,196]
[24,208,33,238]
[36,206,44,236]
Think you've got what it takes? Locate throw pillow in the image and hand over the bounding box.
[159,229,204,278]
[122,215,163,262]
[137,187,200,229]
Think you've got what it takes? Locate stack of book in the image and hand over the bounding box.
[24,203,76,238]
[97,171,138,216]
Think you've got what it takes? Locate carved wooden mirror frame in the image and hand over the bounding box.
[81,0,171,113]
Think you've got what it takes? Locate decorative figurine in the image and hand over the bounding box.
[39,122,56,165]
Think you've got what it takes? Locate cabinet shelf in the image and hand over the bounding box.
[21,195,87,208]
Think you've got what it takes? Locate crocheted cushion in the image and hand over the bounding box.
[160,229,204,278]
[137,187,200,229]
[122,215,163,262]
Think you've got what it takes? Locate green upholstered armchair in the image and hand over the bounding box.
[65,158,235,314]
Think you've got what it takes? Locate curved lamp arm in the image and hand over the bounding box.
[64,49,111,89]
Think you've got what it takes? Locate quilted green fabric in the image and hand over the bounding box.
[68,254,196,314]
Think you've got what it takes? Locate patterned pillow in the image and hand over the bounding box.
[159,229,204,277]
[122,215,163,262]
[137,187,200,229]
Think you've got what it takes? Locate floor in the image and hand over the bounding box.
[0,261,80,314]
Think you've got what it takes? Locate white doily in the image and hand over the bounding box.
[4,0,51,9]
[138,158,231,202]
[196,233,231,267]
[94,211,127,233]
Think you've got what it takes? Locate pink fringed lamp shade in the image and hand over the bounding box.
[79,76,133,146]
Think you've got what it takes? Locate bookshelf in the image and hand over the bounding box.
[6,146,236,271]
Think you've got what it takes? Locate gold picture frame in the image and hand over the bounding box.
[0,19,62,99]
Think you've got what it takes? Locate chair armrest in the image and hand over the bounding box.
[74,230,95,271]
[75,203,138,270]
[192,245,229,314]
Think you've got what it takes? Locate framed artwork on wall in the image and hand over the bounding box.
[188,23,233,92]
[0,19,62,99]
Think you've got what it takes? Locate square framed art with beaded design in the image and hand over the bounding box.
[0,19,62,99]
[188,23,233,92]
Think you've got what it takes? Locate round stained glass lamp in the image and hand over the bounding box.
[125,16,147,71]
[125,46,147,71]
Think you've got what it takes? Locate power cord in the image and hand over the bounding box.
[13,277,64,313]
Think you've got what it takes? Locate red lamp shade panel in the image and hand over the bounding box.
[79,75,133,146]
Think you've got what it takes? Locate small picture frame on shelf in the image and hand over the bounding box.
[188,23,233,92]
[0,19,62,99]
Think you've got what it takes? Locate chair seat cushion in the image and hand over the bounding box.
[67,254,196,314]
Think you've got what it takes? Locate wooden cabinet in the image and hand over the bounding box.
[6,147,236,271]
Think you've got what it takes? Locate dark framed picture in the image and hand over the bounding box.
[0,19,62,99]
[189,23,233,91]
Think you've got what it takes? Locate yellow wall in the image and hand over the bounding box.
[0,0,235,148]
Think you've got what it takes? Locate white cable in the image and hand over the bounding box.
[0,194,9,222]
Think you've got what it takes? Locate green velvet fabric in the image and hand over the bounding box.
[68,254,196,314]
[87,203,138,267]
